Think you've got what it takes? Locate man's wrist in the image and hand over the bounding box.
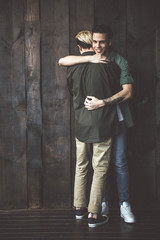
[87,55,92,63]
[99,100,105,107]
[103,98,110,106]
[103,97,124,106]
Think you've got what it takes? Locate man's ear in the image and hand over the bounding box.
[109,39,112,46]
[77,44,82,52]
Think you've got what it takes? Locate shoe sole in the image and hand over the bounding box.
[76,215,84,219]
[121,214,136,223]
[75,212,88,220]
[88,217,109,228]
[101,213,109,217]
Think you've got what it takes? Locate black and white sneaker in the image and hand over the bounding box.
[75,208,88,219]
[88,214,109,228]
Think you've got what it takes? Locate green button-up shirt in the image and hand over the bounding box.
[108,51,134,128]
[67,51,121,143]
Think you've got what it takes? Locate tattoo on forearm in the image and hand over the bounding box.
[103,97,124,106]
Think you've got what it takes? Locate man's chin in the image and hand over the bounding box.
[95,50,105,55]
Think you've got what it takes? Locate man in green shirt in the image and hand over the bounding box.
[60,30,121,228]
[59,25,136,223]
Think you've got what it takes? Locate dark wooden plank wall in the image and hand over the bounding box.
[127,0,157,205]
[156,3,160,202]
[25,0,42,209]
[0,0,160,210]
[0,0,27,209]
[41,0,71,208]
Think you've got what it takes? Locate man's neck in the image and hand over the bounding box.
[104,49,111,58]
[105,47,112,57]
[80,47,94,54]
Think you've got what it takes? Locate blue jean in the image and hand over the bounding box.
[104,120,130,204]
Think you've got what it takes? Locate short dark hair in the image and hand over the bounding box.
[92,24,113,39]
[76,39,92,49]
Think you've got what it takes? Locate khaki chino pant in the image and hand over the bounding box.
[74,138,112,214]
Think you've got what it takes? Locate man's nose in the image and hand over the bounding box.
[96,42,100,47]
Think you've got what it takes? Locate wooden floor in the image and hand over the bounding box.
[0,207,160,240]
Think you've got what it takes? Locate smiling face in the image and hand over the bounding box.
[92,32,111,56]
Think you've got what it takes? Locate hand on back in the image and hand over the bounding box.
[89,54,109,64]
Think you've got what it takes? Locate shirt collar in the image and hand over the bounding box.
[108,50,114,59]
[81,51,95,56]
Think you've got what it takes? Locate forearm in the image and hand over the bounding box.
[58,55,90,66]
[93,95,124,109]
[85,85,133,110]
[102,87,132,106]
[58,54,108,66]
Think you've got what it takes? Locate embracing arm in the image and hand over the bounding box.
[58,54,109,66]
[59,55,91,66]
[84,84,133,110]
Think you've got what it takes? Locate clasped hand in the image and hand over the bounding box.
[84,96,102,110]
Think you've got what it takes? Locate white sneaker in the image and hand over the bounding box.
[120,202,136,223]
[101,201,109,216]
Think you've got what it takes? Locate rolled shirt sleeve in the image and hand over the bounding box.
[108,51,134,86]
